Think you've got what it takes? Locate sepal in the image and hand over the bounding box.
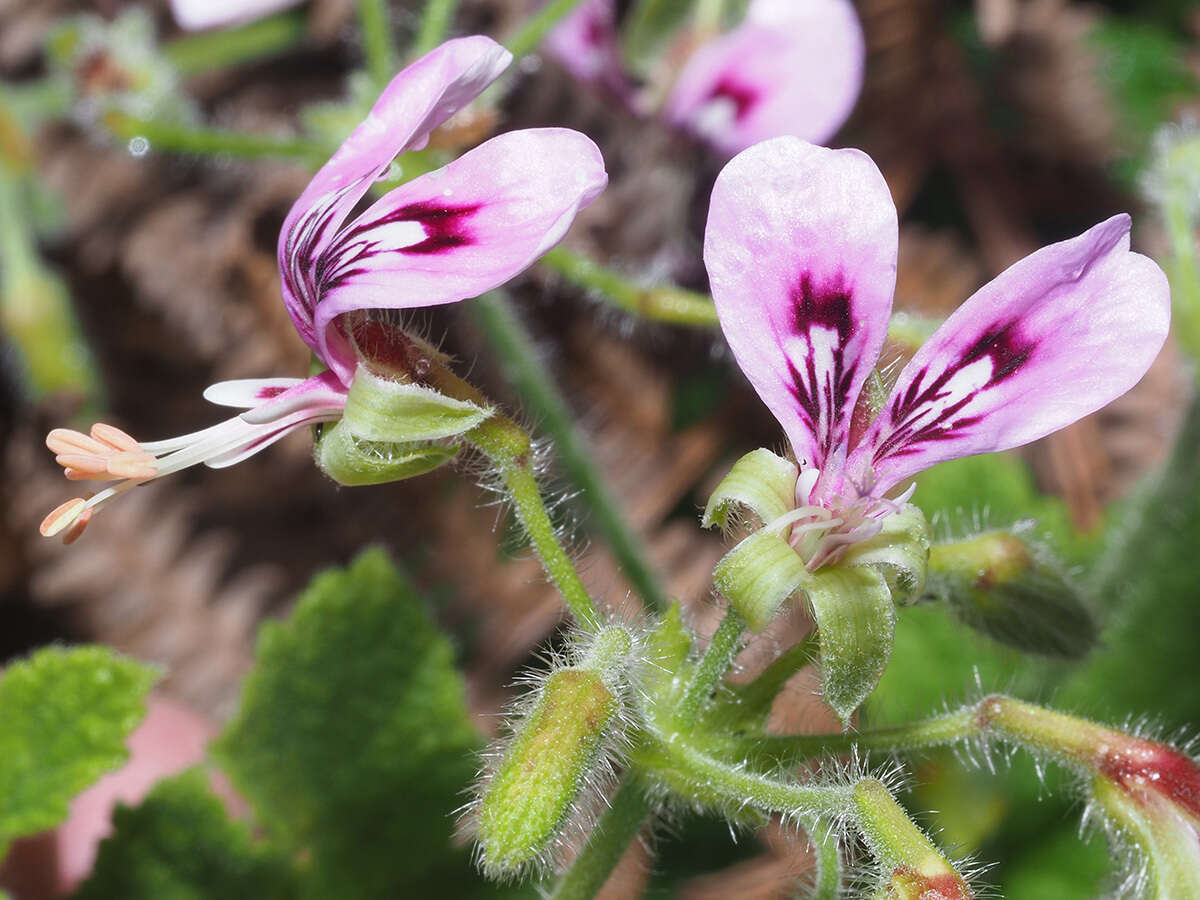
[713,523,895,722]
[841,503,931,605]
[702,448,799,531]
[342,365,493,444]
[315,422,459,486]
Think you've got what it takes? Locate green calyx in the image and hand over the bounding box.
[315,365,495,487]
[708,465,930,720]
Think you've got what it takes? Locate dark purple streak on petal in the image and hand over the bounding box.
[319,201,483,293]
[708,77,758,122]
[783,273,857,461]
[872,321,1033,462]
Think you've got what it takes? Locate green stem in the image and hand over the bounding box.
[1163,190,1200,365]
[358,0,398,86]
[722,705,979,768]
[637,726,849,819]
[804,815,843,899]
[505,0,587,60]
[710,630,818,729]
[164,11,307,76]
[547,776,653,900]
[468,292,670,614]
[102,111,328,163]
[413,0,459,56]
[540,247,720,328]
[424,356,602,630]
[675,607,747,728]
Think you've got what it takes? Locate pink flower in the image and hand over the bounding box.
[170,0,306,31]
[547,0,864,155]
[703,137,1169,569]
[41,36,607,543]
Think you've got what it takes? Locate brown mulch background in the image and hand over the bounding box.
[1,0,1196,895]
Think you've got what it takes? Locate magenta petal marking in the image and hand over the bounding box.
[853,214,1171,494]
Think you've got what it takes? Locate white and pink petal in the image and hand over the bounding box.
[664,0,864,156]
[310,127,607,383]
[703,137,897,477]
[852,214,1170,494]
[278,36,512,360]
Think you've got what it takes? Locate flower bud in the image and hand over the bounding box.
[474,626,634,879]
[977,695,1200,898]
[925,526,1096,658]
[851,778,974,900]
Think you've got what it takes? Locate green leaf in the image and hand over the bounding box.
[702,449,799,531]
[0,646,157,853]
[343,366,493,443]
[71,770,295,900]
[620,0,694,73]
[213,549,499,899]
[1090,19,1196,167]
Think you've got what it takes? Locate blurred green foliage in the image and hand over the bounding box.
[214,548,529,899]
[73,771,296,900]
[0,646,157,856]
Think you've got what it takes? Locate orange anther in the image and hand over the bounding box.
[91,423,142,453]
[53,453,111,478]
[106,454,157,480]
[61,507,93,545]
[46,428,107,456]
[40,498,87,538]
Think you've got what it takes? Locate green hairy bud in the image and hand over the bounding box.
[925,525,1096,658]
[473,626,635,879]
[852,779,974,900]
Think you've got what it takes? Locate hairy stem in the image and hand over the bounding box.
[547,776,653,900]
[165,11,307,76]
[637,725,850,818]
[728,705,979,768]
[721,630,819,726]
[675,607,747,728]
[540,247,720,328]
[101,111,328,163]
[358,0,398,86]
[423,355,602,630]
[469,292,670,614]
[413,0,460,56]
[505,0,587,60]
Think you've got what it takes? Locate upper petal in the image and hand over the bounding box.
[853,215,1170,494]
[311,127,607,383]
[703,137,898,475]
[278,36,511,359]
[664,0,864,156]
